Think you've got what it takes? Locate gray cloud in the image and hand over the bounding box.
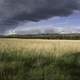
[0,0,80,34]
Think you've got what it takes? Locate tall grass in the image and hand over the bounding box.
[0,39,80,80]
[0,51,80,80]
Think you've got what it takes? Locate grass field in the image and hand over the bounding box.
[0,39,80,80]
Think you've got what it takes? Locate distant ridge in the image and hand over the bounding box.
[1,33,80,40]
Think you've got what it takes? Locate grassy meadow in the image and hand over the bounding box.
[0,39,80,80]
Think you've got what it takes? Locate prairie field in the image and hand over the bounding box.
[0,39,80,55]
[0,38,80,80]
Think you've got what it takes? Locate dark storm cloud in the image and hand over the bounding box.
[0,0,80,34]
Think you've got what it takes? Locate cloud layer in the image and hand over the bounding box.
[0,0,80,34]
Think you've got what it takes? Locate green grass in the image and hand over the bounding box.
[0,51,80,80]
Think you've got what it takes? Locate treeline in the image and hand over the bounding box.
[1,34,80,40]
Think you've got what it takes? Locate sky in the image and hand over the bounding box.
[0,0,80,35]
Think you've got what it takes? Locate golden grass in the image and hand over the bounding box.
[0,38,80,56]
